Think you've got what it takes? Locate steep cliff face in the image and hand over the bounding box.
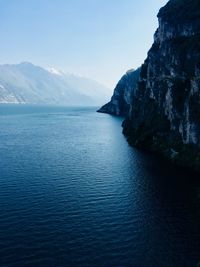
[123,0,200,172]
[97,68,140,116]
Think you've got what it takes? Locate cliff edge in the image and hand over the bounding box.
[123,0,200,172]
[97,68,140,116]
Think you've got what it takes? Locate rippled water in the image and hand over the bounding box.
[0,104,200,267]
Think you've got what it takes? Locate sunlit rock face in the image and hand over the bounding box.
[123,0,200,172]
[97,68,140,116]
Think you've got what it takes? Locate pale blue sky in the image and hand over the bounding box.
[0,0,168,88]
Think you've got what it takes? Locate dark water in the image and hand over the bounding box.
[0,104,200,267]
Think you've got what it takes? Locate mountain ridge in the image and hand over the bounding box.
[0,62,111,106]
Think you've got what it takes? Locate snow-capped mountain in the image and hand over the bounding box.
[0,62,111,106]
[46,67,64,76]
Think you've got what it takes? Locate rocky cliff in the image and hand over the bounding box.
[97,68,140,116]
[123,0,200,172]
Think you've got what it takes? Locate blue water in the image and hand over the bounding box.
[0,104,200,267]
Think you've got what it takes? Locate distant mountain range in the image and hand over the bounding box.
[0,62,111,106]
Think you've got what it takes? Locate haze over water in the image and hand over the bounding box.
[0,105,200,266]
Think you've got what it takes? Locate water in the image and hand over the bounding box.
[0,104,200,267]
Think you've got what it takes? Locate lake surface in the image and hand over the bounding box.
[0,104,200,267]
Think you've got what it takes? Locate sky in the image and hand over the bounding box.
[0,0,168,88]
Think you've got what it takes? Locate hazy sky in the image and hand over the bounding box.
[0,0,168,88]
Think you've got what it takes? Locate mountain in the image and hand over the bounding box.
[97,68,140,116]
[0,62,111,106]
[122,0,200,172]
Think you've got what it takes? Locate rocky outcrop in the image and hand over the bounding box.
[97,68,140,116]
[123,0,200,172]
